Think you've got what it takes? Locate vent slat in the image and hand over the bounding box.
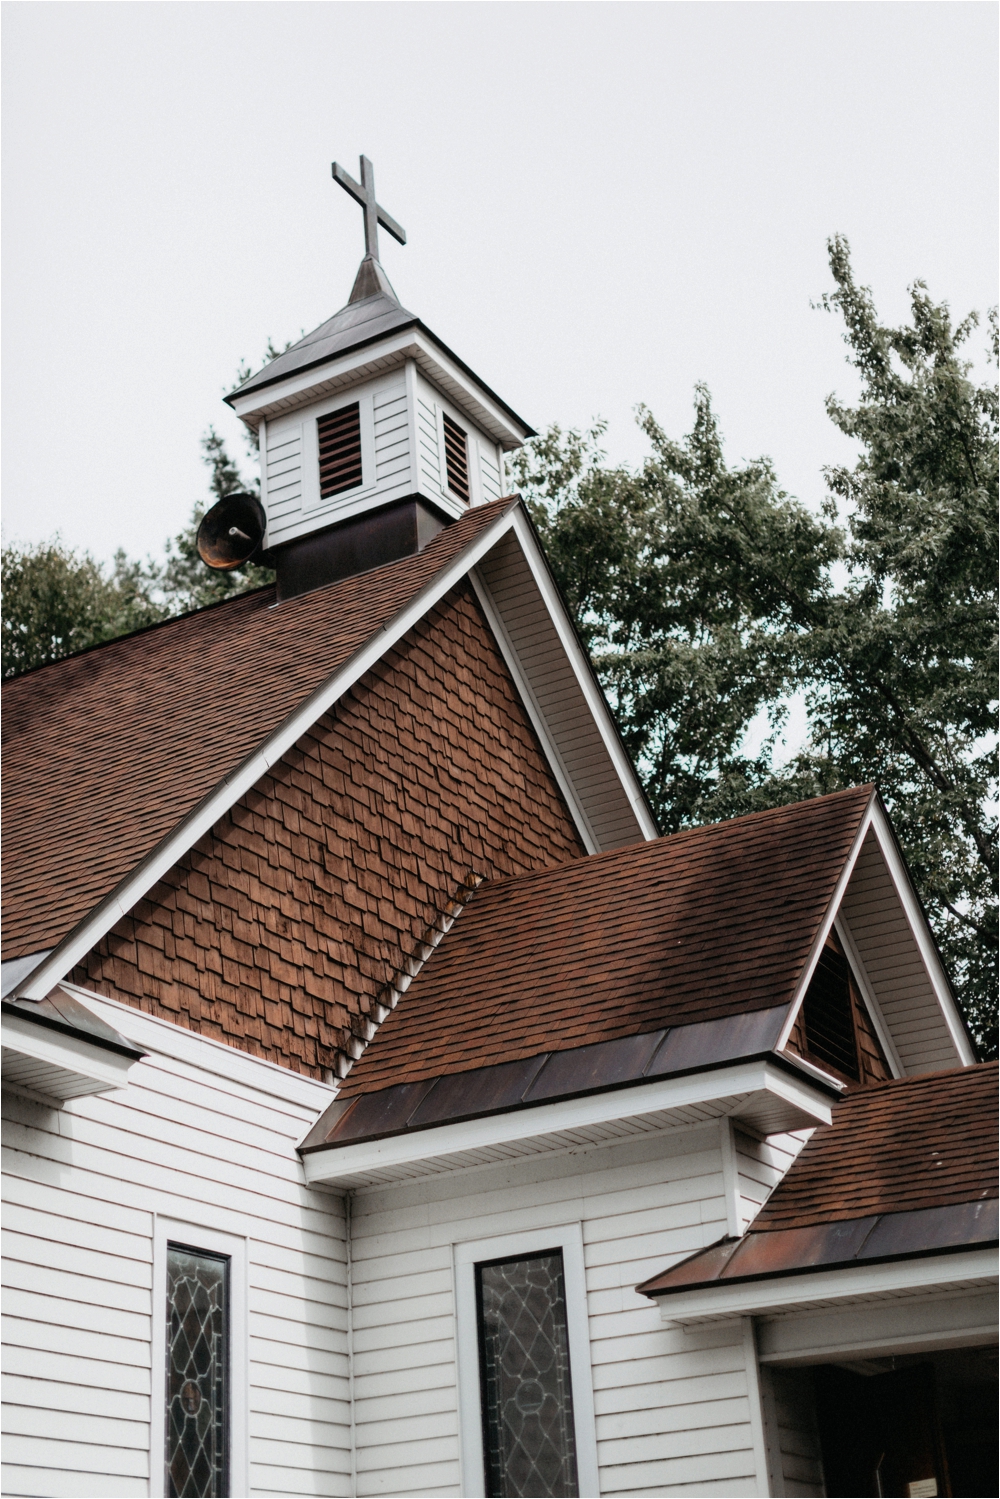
[318,404,363,499]
[442,412,470,501]
[802,950,860,1079]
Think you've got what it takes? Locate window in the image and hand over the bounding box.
[454,1225,599,1499]
[443,412,471,500]
[476,1252,578,1498]
[151,1218,247,1499]
[802,946,860,1081]
[166,1244,230,1498]
[317,402,363,498]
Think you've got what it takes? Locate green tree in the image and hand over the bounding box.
[1,540,165,679]
[515,237,998,1053]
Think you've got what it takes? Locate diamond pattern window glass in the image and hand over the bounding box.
[166,1244,230,1498]
[476,1251,579,1498]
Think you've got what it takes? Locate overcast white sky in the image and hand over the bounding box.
[2,1,996,565]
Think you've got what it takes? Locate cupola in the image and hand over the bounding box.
[224,156,534,600]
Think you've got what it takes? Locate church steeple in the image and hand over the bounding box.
[224,156,533,600]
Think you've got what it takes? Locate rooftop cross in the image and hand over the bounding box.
[331,155,407,264]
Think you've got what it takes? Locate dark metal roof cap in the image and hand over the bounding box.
[3,986,146,1061]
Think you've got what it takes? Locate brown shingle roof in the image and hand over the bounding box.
[637,1063,997,1297]
[752,1062,999,1229]
[338,785,875,1096]
[2,500,515,961]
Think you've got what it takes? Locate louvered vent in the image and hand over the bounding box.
[443,413,470,501]
[802,948,860,1080]
[318,403,363,499]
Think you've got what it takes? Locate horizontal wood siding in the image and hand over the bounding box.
[416,390,442,498]
[839,831,961,1074]
[373,378,411,497]
[1,1003,348,1499]
[266,420,303,531]
[349,1125,766,1497]
[478,445,502,504]
[735,1129,812,1231]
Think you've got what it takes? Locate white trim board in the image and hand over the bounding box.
[453,1222,599,1499]
[13,504,653,1002]
[302,1060,834,1190]
[654,1247,997,1326]
[1,1008,138,1102]
[757,1286,999,1365]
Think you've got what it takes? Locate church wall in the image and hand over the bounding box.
[347,1124,769,1498]
[733,1129,812,1232]
[1,993,347,1499]
[69,582,585,1079]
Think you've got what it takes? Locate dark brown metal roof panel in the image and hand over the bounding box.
[646,1006,789,1078]
[523,1030,666,1103]
[408,1054,549,1127]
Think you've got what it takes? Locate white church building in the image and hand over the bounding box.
[3,158,996,1499]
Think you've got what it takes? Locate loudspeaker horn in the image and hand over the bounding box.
[196,493,267,571]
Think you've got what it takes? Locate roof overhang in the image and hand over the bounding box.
[2,986,145,1105]
[300,1057,835,1191]
[227,323,533,450]
[647,1247,998,1329]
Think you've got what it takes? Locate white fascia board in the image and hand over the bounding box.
[301,1060,833,1187]
[505,508,659,843]
[68,983,335,1112]
[13,506,522,1001]
[1,1010,136,1095]
[866,800,975,1065]
[775,797,877,1053]
[230,328,529,450]
[655,1248,998,1326]
[757,1287,999,1365]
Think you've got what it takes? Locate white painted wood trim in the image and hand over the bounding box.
[257,417,267,511]
[302,1061,833,1186]
[454,1222,599,1499]
[867,801,975,1065]
[719,1119,742,1238]
[757,1288,998,1366]
[469,568,600,854]
[833,912,904,1077]
[507,508,659,842]
[149,1215,249,1499]
[655,1248,998,1325]
[65,983,335,1112]
[775,800,877,1053]
[742,1317,772,1498]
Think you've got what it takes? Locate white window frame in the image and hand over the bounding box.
[453,1221,600,1498]
[149,1214,249,1499]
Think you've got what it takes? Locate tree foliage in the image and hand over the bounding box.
[515,237,998,1053]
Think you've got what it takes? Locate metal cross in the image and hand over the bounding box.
[331,156,406,263]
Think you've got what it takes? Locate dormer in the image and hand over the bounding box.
[224,157,533,599]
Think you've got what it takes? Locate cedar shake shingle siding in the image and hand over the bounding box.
[2,500,514,960]
[67,583,585,1076]
[339,785,874,1095]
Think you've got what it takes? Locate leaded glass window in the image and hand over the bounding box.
[166,1244,230,1498]
[476,1251,579,1498]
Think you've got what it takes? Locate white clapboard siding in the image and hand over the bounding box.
[373,381,411,496]
[839,829,961,1074]
[348,1124,766,1498]
[266,423,304,522]
[479,443,502,503]
[734,1129,812,1230]
[416,392,442,495]
[760,1365,826,1497]
[2,996,348,1499]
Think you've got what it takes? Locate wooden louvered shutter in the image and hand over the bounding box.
[802,948,860,1080]
[443,413,470,501]
[318,403,363,499]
